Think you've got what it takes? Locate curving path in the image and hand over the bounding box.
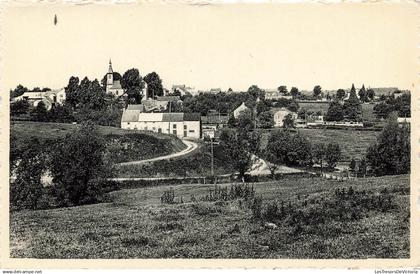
[116,139,199,167]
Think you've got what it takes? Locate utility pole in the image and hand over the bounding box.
[210,137,214,177]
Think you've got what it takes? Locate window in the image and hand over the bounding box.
[173,124,177,129]
[127,122,131,125]
[173,130,177,135]
[158,128,162,133]
[184,125,187,130]
[189,130,195,133]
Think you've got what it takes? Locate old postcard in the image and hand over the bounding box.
[0,1,419,269]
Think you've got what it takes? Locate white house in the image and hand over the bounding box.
[273,108,298,127]
[264,89,293,101]
[12,88,66,110]
[121,111,201,139]
[233,102,250,118]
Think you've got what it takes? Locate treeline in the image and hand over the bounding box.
[182,85,298,116]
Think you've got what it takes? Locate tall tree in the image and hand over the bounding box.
[358,84,367,102]
[144,72,164,99]
[122,68,144,104]
[313,85,322,98]
[366,113,410,176]
[343,84,361,121]
[65,76,80,109]
[312,143,326,174]
[325,143,341,169]
[219,128,255,181]
[325,100,344,121]
[49,122,112,206]
[366,88,375,101]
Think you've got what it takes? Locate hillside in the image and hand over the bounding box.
[10,174,409,258]
[11,121,187,163]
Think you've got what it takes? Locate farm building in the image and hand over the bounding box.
[11,88,66,110]
[121,111,201,139]
[273,108,298,127]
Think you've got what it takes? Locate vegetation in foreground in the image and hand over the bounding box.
[10,174,409,259]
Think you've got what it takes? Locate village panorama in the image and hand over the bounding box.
[9,59,410,259]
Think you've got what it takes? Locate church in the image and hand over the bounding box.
[105,60,125,97]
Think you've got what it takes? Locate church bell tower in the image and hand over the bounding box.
[107,59,114,86]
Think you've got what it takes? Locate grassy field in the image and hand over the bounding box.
[11,121,187,163]
[298,128,379,161]
[10,174,409,259]
[259,128,378,162]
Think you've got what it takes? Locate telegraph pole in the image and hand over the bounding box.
[210,137,214,177]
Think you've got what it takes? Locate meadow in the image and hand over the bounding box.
[10,174,409,259]
[297,128,379,161]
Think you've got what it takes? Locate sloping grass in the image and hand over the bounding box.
[297,129,378,161]
[11,121,187,163]
[10,174,409,259]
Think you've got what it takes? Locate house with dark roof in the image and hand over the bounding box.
[121,111,201,139]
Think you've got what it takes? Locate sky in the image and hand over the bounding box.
[1,2,418,92]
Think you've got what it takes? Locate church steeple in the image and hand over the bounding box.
[108,59,113,74]
[107,59,114,86]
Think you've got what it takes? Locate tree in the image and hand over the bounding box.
[256,100,270,115]
[10,137,46,210]
[78,78,106,110]
[287,100,299,112]
[325,143,341,169]
[49,122,112,206]
[237,109,255,131]
[277,86,288,95]
[290,87,299,98]
[10,100,30,116]
[282,113,295,129]
[343,84,361,121]
[358,84,367,102]
[144,72,164,99]
[48,104,74,123]
[265,130,312,168]
[366,113,410,176]
[312,143,326,174]
[65,76,80,109]
[313,85,322,98]
[373,102,394,119]
[357,158,367,177]
[219,128,255,181]
[325,100,344,121]
[336,89,346,100]
[367,88,375,101]
[247,85,264,101]
[122,68,144,104]
[257,111,274,129]
[10,84,29,98]
[30,101,49,122]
